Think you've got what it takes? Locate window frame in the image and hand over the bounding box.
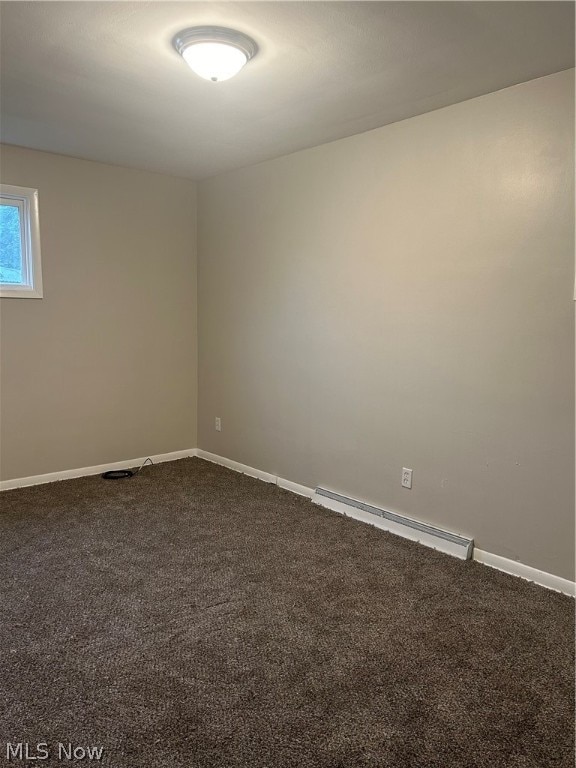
[0,184,43,299]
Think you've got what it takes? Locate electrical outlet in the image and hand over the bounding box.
[402,467,413,489]
[215,417,222,432]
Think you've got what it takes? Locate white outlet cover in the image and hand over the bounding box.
[402,468,413,489]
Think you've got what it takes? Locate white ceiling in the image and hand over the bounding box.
[1,2,574,180]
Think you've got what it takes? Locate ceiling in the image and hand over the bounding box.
[0,2,574,180]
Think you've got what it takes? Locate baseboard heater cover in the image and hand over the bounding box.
[312,487,473,560]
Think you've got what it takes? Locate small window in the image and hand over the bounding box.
[0,184,43,298]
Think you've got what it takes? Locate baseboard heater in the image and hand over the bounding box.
[312,487,473,560]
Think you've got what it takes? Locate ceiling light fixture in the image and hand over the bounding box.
[173,26,258,82]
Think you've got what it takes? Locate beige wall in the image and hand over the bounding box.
[198,69,575,580]
[0,146,197,479]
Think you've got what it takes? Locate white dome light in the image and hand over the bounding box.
[173,27,258,83]
[181,42,247,82]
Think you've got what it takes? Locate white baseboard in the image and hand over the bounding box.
[473,549,575,597]
[277,477,315,498]
[0,449,197,491]
[196,450,276,484]
[195,450,575,597]
[3,446,574,597]
[197,450,313,496]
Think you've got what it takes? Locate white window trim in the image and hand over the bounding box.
[0,184,43,299]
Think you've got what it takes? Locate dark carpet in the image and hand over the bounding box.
[0,457,573,768]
